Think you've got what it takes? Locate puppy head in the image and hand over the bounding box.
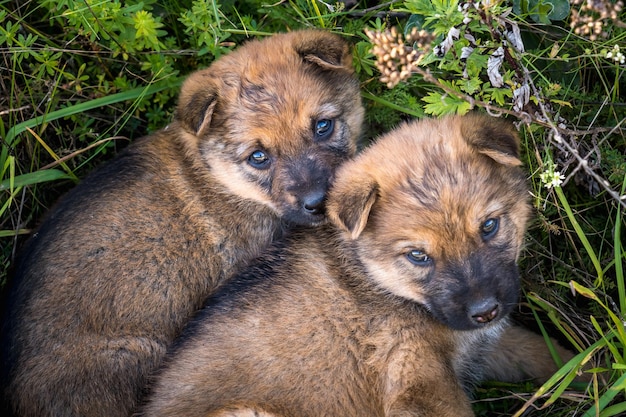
[174,30,363,226]
[328,114,531,331]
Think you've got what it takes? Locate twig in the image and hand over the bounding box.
[518,63,626,210]
[39,136,129,171]
[0,105,30,116]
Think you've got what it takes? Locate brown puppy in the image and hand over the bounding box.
[0,30,363,417]
[139,114,566,417]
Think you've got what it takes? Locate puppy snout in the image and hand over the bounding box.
[302,190,326,215]
[469,298,499,324]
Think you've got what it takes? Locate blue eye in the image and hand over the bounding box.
[314,119,334,140]
[481,218,499,239]
[407,250,432,266]
[248,150,270,169]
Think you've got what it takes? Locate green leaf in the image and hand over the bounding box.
[405,13,426,34]
[422,91,472,116]
[485,86,512,106]
[133,10,165,50]
[403,0,436,15]
[456,77,482,95]
[546,0,570,20]
[514,0,570,23]
[533,1,554,24]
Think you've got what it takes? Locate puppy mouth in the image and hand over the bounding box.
[427,297,514,331]
[282,208,328,227]
[438,313,504,331]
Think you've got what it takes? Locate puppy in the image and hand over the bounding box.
[0,30,363,417]
[139,114,568,417]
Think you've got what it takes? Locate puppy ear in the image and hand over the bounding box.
[293,31,353,72]
[175,70,219,136]
[463,114,522,166]
[327,175,378,240]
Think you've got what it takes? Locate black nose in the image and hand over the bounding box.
[469,298,499,324]
[302,191,326,215]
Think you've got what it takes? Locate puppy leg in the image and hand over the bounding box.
[386,380,474,417]
[482,324,577,383]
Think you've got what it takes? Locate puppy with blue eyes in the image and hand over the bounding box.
[139,114,569,417]
[0,30,363,417]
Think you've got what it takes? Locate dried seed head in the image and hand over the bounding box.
[570,0,624,40]
[365,26,435,88]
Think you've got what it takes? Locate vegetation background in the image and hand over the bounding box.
[0,0,624,415]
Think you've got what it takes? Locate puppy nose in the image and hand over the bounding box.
[302,191,326,215]
[469,299,499,324]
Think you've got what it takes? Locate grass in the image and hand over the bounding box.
[1,0,625,415]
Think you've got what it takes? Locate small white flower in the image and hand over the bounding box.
[549,172,565,188]
[540,162,566,189]
[606,45,624,64]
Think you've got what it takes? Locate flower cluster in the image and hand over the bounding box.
[540,162,566,189]
[570,0,624,41]
[606,44,625,64]
[365,26,435,89]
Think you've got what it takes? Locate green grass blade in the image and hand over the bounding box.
[0,229,30,238]
[589,316,624,365]
[527,290,586,352]
[600,402,626,417]
[4,79,181,148]
[0,169,73,191]
[512,342,602,417]
[0,187,20,220]
[615,175,626,317]
[571,281,626,343]
[0,156,16,218]
[582,372,626,417]
[555,186,603,285]
[308,0,325,27]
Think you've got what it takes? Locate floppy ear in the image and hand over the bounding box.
[175,69,219,137]
[327,174,378,240]
[293,31,354,72]
[462,114,522,166]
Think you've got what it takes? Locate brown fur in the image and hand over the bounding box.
[138,114,569,417]
[0,30,363,417]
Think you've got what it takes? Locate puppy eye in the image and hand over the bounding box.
[481,218,499,239]
[313,119,334,140]
[406,250,432,266]
[248,150,271,170]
